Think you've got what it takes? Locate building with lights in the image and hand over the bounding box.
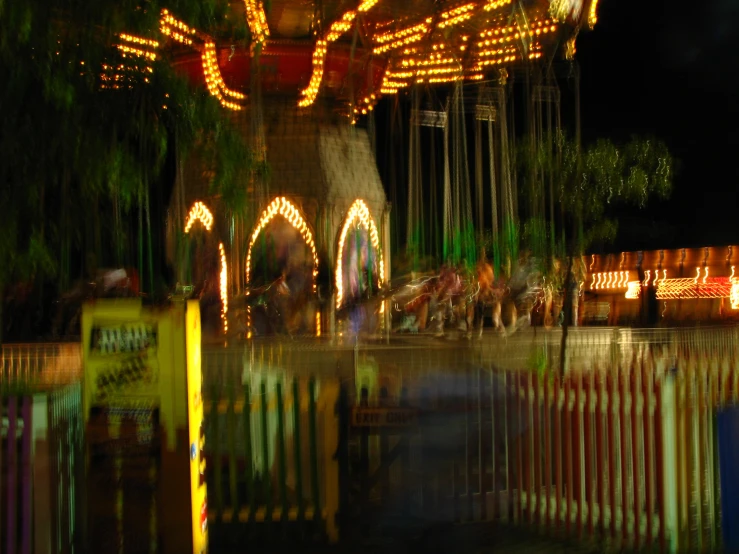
[153,0,598,336]
[583,246,739,325]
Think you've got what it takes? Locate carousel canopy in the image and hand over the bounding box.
[123,0,597,114]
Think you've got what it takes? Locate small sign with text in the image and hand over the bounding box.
[351,407,418,428]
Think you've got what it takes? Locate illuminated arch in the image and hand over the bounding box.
[184,201,214,233]
[183,200,228,333]
[335,199,385,309]
[245,196,319,291]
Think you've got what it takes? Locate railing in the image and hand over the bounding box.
[0,343,82,388]
[202,361,340,547]
[1,382,83,554]
[202,326,739,551]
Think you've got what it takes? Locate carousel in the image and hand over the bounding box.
[143,0,600,338]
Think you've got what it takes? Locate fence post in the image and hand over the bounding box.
[32,394,52,554]
[659,370,679,554]
[20,395,32,554]
[7,396,18,553]
[335,380,350,539]
[321,379,340,543]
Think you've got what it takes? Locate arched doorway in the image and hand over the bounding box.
[335,199,384,334]
[184,201,228,334]
[245,197,319,336]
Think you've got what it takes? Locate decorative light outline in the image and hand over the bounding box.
[335,199,385,309]
[484,0,512,10]
[245,197,319,338]
[245,196,318,292]
[120,33,160,49]
[298,39,328,107]
[625,281,641,299]
[299,0,383,108]
[589,270,635,291]
[160,9,196,45]
[589,0,599,28]
[115,44,157,61]
[358,0,381,11]
[184,201,214,233]
[202,41,246,110]
[159,9,245,110]
[437,3,477,29]
[219,242,228,334]
[244,0,269,44]
[183,201,228,332]
[656,277,734,300]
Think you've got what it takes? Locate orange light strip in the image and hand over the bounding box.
[625,281,641,299]
[298,39,327,107]
[116,44,157,61]
[437,2,477,29]
[158,9,246,110]
[326,11,357,41]
[299,0,387,108]
[483,0,512,10]
[119,34,159,49]
[373,19,432,54]
[358,0,380,11]
[244,0,269,44]
[184,201,214,233]
[656,277,733,300]
[219,243,228,334]
[589,0,599,27]
[160,9,196,45]
[589,271,631,290]
[202,42,246,110]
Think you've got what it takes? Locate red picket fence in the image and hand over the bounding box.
[468,329,739,553]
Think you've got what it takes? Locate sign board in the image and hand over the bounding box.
[351,407,418,428]
[85,315,161,409]
[82,300,208,554]
[82,302,163,553]
[185,300,208,554]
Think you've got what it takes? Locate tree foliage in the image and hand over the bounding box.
[560,133,672,248]
[0,0,253,337]
[520,131,673,256]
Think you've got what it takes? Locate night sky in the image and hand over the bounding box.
[578,0,739,251]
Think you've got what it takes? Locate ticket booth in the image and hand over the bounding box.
[82,299,207,554]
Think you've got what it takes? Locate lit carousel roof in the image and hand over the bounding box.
[113,2,597,116]
[164,0,598,112]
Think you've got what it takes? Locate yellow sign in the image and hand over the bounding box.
[186,300,208,554]
[82,299,209,554]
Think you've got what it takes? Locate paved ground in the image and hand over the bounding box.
[216,521,604,553]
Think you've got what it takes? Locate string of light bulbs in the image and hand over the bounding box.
[335,199,384,309]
